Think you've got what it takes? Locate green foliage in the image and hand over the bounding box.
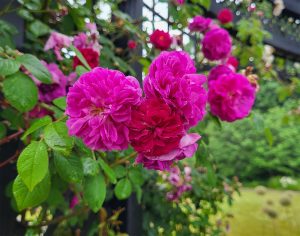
[17,141,49,191]
[114,178,132,200]
[54,153,83,183]
[44,122,74,156]
[206,104,300,183]
[21,116,52,140]
[0,58,20,76]
[52,97,66,110]
[0,20,18,48]
[13,174,50,211]
[83,173,106,212]
[16,54,52,84]
[3,72,38,112]
[82,158,100,177]
[98,158,117,184]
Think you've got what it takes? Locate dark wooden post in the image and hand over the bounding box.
[118,1,144,235]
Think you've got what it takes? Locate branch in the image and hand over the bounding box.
[30,207,89,228]
[0,150,20,168]
[0,129,23,145]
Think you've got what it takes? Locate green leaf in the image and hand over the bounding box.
[21,116,52,140]
[70,45,91,70]
[113,165,127,179]
[128,169,144,187]
[13,174,50,211]
[0,58,20,76]
[16,54,52,84]
[98,158,117,184]
[54,154,83,183]
[53,97,66,110]
[82,158,99,176]
[0,122,7,139]
[44,122,74,155]
[29,20,50,37]
[114,178,132,200]
[17,141,49,191]
[3,72,38,112]
[75,65,88,76]
[264,127,274,146]
[83,173,106,212]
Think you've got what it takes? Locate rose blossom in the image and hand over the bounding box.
[208,65,234,83]
[66,67,142,151]
[150,29,172,51]
[208,73,256,122]
[226,56,239,71]
[188,16,212,32]
[202,28,232,61]
[128,40,137,49]
[175,0,184,5]
[72,48,99,69]
[44,32,72,60]
[144,51,207,128]
[166,166,193,201]
[37,62,68,103]
[129,98,184,157]
[217,8,234,24]
[70,195,79,209]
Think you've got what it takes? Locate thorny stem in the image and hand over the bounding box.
[0,129,24,146]
[110,152,137,167]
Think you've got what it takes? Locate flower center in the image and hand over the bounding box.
[90,105,104,116]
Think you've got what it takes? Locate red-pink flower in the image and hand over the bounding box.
[208,73,256,122]
[72,48,99,69]
[150,30,172,51]
[217,8,234,24]
[188,16,212,32]
[129,98,184,157]
[128,40,137,49]
[66,67,142,151]
[202,28,232,61]
[144,51,207,128]
[135,131,201,171]
[226,56,239,71]
[44,32,72,60]
[128,98,201,171]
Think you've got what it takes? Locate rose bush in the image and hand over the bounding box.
[0,0,288,235]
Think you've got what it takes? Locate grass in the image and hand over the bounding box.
[222,188,300,236]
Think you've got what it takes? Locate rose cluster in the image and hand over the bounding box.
[44,22,100,69]
[66,51,206,171]
[163,166,193,202]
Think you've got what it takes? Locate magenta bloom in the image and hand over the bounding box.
[175,0,185,5]
[208,65,234,83]
[144,51,207,128]
[202,28,232,61]
[66,67,142,151]
[135,133,201,171]
[69,195,79,209]
[38,62,68,103]
[208,73,256,122]
[44,32,72,60]
[188,16,212,32]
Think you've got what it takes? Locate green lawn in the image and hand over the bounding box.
[222,188,300,236]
